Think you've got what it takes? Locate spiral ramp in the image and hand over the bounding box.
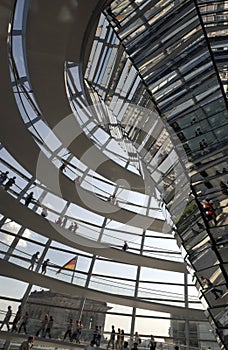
[0,1,227,350]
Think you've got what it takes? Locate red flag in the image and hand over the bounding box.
[56,256,77,274]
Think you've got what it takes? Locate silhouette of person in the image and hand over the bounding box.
[0,171,9,185]
[11,304,22,332]
[68,222,75,231]
[69,222,78,232]
[122,241,128,251]
[41,259,50,274]
[149,335,156,350]
[60,163,66,172]
[25,192,34,206]
[41,207,48,218]
[63,318,73,340]
[4,176,16,191]
[0,305,12,331]
[36,315,48,337]
[18,312,29,334]
[44,315,53,338]
[107,325,115,349]
[55,217,63,225]
[29,252,40,270]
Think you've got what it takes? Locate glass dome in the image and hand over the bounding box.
[0,1,227,349]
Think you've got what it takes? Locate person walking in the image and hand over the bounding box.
[92,325,99,345]
[18,311,29,334]
[44,315,53,338]
[71,319,79,342]
[55,217,62,225]
[122,241,128,251]
[11,304,22,332]
[36,314,48,337]
[63,318,73,341]
[68,222,77,232]
[76,320,83,344]
[24,192,34,206]
[107,325,115,349]
[120,330,125,350]
[70,319,82,343]
[0,305,12,331]
[116,328,121,350]
[4,176,16,191]
[133,332,141,345]
[41,207,48,218]
[149,335,156,350]
[96,325,102,347]
[19,336,34,350]
[29,252,40,270]
[0,171,9,186]
[41,259,50,275]
[72,222,78,233]
[60,162,66,172]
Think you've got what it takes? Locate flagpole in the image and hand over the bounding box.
[78,297,86,320]
[70,265,75,284]
[70,255,77,284]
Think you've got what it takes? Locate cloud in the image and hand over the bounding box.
[1,221,31,248]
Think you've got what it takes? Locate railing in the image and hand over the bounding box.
[0,250,198,305]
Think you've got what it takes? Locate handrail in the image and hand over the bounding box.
[0,187,180,260]
[0,252,199,303]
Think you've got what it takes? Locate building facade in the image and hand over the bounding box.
[25,290,110,340]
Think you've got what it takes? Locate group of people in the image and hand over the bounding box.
[0,305,29,334]
[0,171,49,216]
[1,310,170,350]
[0,171,16,190]
[68,221,78,232]
[64,319,83,343]
[107,326,150,350]
[28,251,50,275]
[63,320,104,346]
[0,169,50,222]
[0,171,32,203]
[0,307,53,339]
[36,314,54,338]
[55,217,78,233]
[199,139,209,155]
[92,325,102,346]
[0,168,90,238]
